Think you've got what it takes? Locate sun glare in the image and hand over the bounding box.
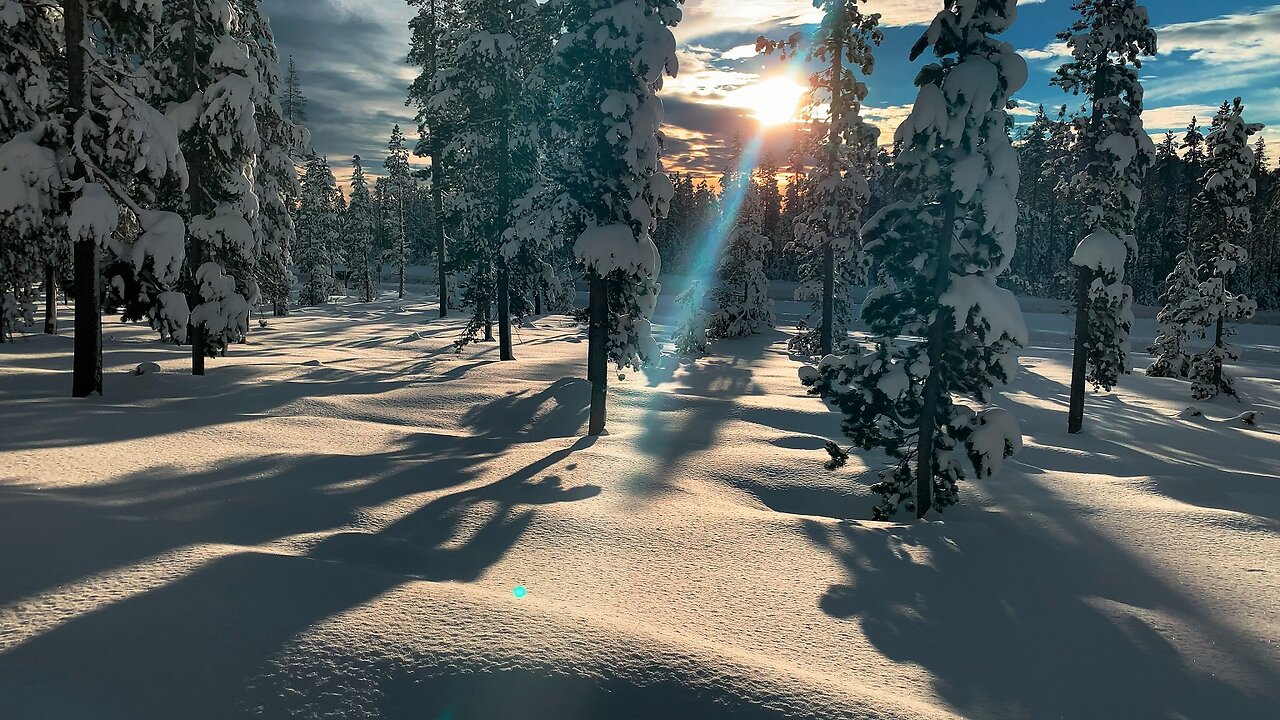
[741,75,808,127]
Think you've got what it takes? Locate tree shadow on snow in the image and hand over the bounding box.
[0,438,600,720]
[805,501,1280,719]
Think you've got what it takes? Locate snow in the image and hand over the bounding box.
[1,290,1278,719]
[1071,229,1128,277]
[67,183,119,248]
[574,223,659,277]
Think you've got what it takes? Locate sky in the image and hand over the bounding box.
[263,0,1280,185]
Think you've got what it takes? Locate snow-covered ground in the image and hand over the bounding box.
[1,289,1278,719]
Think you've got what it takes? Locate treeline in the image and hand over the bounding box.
[651,109,1280,311]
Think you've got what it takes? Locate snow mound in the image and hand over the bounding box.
[133,362,162,376]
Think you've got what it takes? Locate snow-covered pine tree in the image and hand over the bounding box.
[547,0,681,435]
[385,125,412,300]
[1147,248,1197,378]
[437,0,549,359]
[759,0,882,356]
[294,155,340,305]
[800,0,1028,519]
[153,0,267,375]
[0,0,189,393]
[707,166,773,339]
[671,280,710,356]
[346,155,377,302]
[1186,98,1261,399]
[1053,0,1156,434]
[239,0,306,318]
[407,0,461,319]
[0,0,61,342]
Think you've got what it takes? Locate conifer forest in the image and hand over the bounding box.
[1,1,1278,718]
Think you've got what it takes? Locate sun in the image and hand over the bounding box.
[737,75,808,127]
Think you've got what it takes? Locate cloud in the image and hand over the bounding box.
[1156,7,1280,66]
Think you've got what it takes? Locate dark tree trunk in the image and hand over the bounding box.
[185,0,206,377]
[498,263,514,360]
[44,263,57,334]
[534,288,542,316]
[398,189,406,300]
[914,193,957,518]
[588,273,608,436]
[68,0,101,398]
[1212,314,1225,394]
[496,117,513,361]
[819,14,844,356]
[433,157,447,317]
[1068,266,1092,434]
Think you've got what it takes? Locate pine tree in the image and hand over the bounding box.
[801,0,1028,519]
[1186,98,1261,399]
[346,155,377,302]
[0,0,189,394]
[437,0,550,359]
[153,0,269,375]
[708,167,773,339]
[547,0,682,435]
[1147,249,1197,378]
[239,1,306,318]
[385,125,412,300]
[0,1,61,342]
[1054,0,1157,434]
[282,55,307,124]
[407,0,462,319]
[295,155,340,305]
[671,280,710,356]
[760,0,882,355]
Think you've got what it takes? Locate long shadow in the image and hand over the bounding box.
[804,488,1280,719]
[460,377,590,441]
[627,331,779,497]
[0,439,600,720]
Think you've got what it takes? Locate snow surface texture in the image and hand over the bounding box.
[1,288,1278,719]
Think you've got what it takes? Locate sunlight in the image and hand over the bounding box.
[728,75,808,127]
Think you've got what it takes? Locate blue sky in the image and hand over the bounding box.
[263,0,1280,183]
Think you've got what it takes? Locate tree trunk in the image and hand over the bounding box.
[588,272,609,436]
[496,116,513,361]
[1068,266,1092,434]
[68,0,101,398]
[44,263,57,334]
[398,190,406,300]
[498,263,514,360]
[819,14,844,356]
[433,156,446,317]
[534,287,542,316]
[914,193,957,518]
[483,291,494,342]
[1212,313,1225,393]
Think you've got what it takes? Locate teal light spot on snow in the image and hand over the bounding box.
[513,585,527,599]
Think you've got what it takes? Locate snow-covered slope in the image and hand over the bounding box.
[1,293,1277,719]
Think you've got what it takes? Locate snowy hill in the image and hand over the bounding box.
[1,294,1277,719]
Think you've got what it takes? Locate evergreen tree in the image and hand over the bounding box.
[437,0,550,359]
[671,280,710,356]
[282,55,306,124]
[1186,98,1261,399]
[1147,249,1197,378]
[0,1,61,342]
[240,1,306,318]
[407,0,462,318]
[708,166,773,339]
[153,0,269,374]
[0,0,189,394]
[295,155,340,305]
[547,0,682,435]
[386,124,412,300]
[1054,0,1157,434]
[801,0,1028,519]
[346,155,377,302]
[759,0,882,355]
